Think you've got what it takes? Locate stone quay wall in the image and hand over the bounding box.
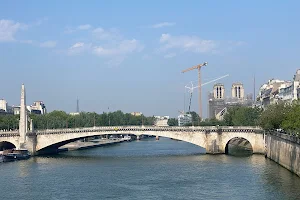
[266,132,300,177]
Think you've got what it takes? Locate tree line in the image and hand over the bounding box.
[0,110,155,130]
[0,102,299,137]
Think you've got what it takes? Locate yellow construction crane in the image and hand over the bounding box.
[182,62,208,120]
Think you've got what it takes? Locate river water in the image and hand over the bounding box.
[1,137,300,200]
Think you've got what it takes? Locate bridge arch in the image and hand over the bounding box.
[224,137,253,155]
[221,131,259,154]
[0,141,17,151]
[35,129,208,154]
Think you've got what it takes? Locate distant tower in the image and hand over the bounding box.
[231,83,244,99]
[213,83,225,99]
[76,98,79,113]
[19,84,28,149]
[208,84,226,119]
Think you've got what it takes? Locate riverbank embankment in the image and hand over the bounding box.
[266,132,300,177]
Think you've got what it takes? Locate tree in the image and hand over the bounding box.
[187,111,200,126]
[168,118,178,126]
[224,106,262,126]
[0,114,19,130]
[281,102,300,134]
[199,118,226,126]
[259,103,291,130]
[223,107,237,126]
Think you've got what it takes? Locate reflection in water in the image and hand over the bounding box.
[0,137,299,200]
[17,161,31,178]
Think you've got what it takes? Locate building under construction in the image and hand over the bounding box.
[208,83,253,120]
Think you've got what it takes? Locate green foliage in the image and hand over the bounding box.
[224,106,262,126]
[167,118,178,126]
[281,102,300,134]
[258,103,291,130]
[31,110,156,130]
[0,114,19,130]
[199,118,226,126]
[0,110,156,130]
[186,111,201,126]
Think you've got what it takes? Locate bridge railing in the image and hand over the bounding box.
[33,126,263,135]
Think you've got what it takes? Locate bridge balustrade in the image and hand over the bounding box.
[21,126,264,136]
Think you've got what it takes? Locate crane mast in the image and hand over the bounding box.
[185,74,229,115]
[182,62,208,120]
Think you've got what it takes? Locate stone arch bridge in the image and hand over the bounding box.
[0,126,265,155]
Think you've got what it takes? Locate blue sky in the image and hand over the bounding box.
[1,1,299,118]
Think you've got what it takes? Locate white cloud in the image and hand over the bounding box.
[159,34,245,54]
[64,27,76,34]
[78,24,92,30]
[164,53,176,58]
[64,24,92,34]
[0,19,27,42]
[159,33,217,53]
[68,42,91,55]
[65,27,143,65]
[40,41,57,48]
[93,39,143,56]
[71,42,85,49]
[93,39,143,66]
[151,22,176,28]
[92,27,121,40]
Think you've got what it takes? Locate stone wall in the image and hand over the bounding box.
[266,132,300,177]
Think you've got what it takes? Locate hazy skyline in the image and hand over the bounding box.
[1,1,299,117]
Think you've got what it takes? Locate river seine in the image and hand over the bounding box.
[1,137,300,200]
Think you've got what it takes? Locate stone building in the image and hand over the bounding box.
[231,83,244,99]
[131,112,142,116]
[257,69,300,108]
[28,101,47,115]
[178,114,192,126]
[0,99,13,115]
[154,116,169,126]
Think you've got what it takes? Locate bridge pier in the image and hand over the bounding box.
[156,136,159,140]
[136,135,140,140]
[205,131,223,154]
[24,134,37,155]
